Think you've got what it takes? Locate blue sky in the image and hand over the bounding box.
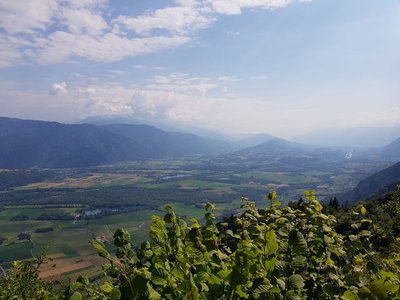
[0,0,399,138]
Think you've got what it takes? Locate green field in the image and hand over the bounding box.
[0,157,389,280]
[0,201,222,280]
[0,241,32,263]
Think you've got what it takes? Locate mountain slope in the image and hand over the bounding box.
[236,137,316,156]
[0,117,231,168]
[102,124,231,157]
[342,161,400,203]
[233,133,274,149]
[382,137,400,161]
[0,117,148,168]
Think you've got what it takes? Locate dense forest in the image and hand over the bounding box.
[1,188,400,299]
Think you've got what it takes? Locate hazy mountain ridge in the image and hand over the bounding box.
[102,123,232,157]
[1,117,399,169]
[0,117,148,168]
[381,137,400,161]
[342,161,400,203]
[294,126,400,148]
[232,133,274,149]
[0,117,230,168]
[235,137,348,160]
[242,138,314,154]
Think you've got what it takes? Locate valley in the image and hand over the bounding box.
[0,117,398,282]
[0,152,392,280]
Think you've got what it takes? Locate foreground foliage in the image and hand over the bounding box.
[0,257,57,299]
[1,190,400,299]
[330,187,400,255]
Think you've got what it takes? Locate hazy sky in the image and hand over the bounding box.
[0,0,399,138]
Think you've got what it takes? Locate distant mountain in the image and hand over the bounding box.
[342,161,400,203]
[102,124,231,157]
[294,126,400,148]
[233,133,274,149]
[79,115,181,133]
[0,117,155,168]
[0,117,147,168]
[233,137,365,164]
[237,137,316,156]
[0,117,231,168]
[381,137,400,161]
[80,115,231,141]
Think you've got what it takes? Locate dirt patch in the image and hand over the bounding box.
[40,261,93,279]
[24,173,142,189]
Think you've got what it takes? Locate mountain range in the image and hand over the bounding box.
[102,124,231,158]
[0,117,399,169]
[0,117,229,168]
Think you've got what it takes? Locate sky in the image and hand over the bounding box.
[0,0,399,139]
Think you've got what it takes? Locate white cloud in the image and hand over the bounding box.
[209,0,293,15]
[224,30,240,35]
[133,65,146,69]
[62,0,106,9]
[133,65,165,70]
[114,5,214,35]
[0,0,308,67]
[126,85,319,136]
[147,73,217,94]
[39,75,283,134]
[0,34,25,67]
[0,0,58,34]
[75,85,134,115]
[61,8,109,35]
[175,0,199,7]
[33,32,190,64]
[51,81,68,94]
[1,73,398,138]
[218,76,240,82]
[108,69,125,76]
[86,87,96,94]
[0,0,196,66]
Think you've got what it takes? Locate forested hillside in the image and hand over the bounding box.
[0,118,229,168]
[0,117,145,168]
[1,189,399,299]
[328,187,400,255]
[342,161,400,203]
[382,137,400,161]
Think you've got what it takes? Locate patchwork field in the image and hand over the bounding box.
[0,202,220,280]
[0,157,390,280]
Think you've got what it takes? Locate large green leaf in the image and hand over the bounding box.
[370,280,388,299]
[101,281,113,293]
[111,288,122,300]
[252,278,272,298]
[289,230,308,254]
[91,239,110,258]
[285,290,302,300]
[322,283,340,296]
[288,274,305,290]
[343,290,358,300]
[70,292,82,300]
[265,230,278,255]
